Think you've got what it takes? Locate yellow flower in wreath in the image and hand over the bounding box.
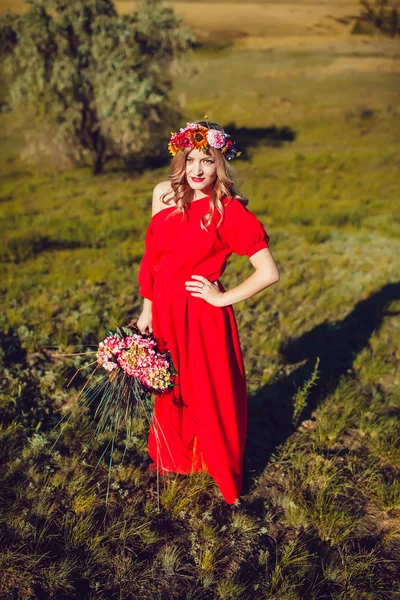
[187,126,209,153]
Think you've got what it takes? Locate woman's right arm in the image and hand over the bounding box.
[136,182,170,333]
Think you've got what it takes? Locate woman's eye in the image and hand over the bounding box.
[186,158,213,164]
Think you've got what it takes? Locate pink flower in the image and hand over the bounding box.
[207,129,226,149]
[102,360,118,372]
[97,334,125,369]
[99,335,125,355]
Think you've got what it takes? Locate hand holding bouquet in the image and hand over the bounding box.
[51,318,177,504]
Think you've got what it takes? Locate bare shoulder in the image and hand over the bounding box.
[152,181,175,217]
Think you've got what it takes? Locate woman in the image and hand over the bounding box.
[136,120,280,504]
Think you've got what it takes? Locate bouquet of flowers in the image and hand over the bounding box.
[51,319,177,504]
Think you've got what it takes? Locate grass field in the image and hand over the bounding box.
[1,1,400,598]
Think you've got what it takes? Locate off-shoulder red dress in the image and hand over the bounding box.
[138,195,270,504]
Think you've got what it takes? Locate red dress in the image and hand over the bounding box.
[138,195,270,503]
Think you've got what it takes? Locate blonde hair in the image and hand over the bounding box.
[160,120,248,231]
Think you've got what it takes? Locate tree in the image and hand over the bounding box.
[359,0,399,36]
[0,0,194,174]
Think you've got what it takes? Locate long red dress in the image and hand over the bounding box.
[138,195,270,504]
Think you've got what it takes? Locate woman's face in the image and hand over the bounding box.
[185,148,217,196]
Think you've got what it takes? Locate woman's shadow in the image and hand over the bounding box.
[242,282,400,496]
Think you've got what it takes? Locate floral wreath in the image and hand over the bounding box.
[168,118,241,161]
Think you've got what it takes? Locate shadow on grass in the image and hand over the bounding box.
[243,281,400,496]
[223,122,296,158]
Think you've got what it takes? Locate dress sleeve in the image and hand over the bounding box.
[220,198,270,257]
[138,223,155,301]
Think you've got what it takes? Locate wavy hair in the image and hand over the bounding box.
[160,120,248,231]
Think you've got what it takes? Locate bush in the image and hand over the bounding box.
[0,0,194,174]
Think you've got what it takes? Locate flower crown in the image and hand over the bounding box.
[168,121,241,161]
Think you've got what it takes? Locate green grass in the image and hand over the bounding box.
[0,9,400,599]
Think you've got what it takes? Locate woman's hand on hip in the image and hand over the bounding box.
[185,275,225,307]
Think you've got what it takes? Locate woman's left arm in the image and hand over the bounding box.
[217,247,279,307]
[186,198,279,307]
[186,248,279,307]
